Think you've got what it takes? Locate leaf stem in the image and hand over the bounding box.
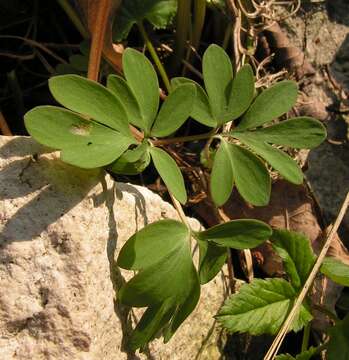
[192,0,206,51]
[169,192,191,231]
[137,22,172,94]
[152,131,214,146]
[301,322,311,353]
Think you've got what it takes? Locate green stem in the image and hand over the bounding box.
[301,322,311,353]
[192,0,206,50]
[137,22,171,93]
[222,24,232,50]
[172,0,192,73]
[56,0,89,39]
[152,131,214,146]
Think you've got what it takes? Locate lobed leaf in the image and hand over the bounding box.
[123,48,159,133]
[321,257,349,287]
[49,75,131,136]
[24,106,134,168]
[276,347,318,360]
[217,278,312,335]
[196,219,272,249]
[151,83,196,137]
[237,81,298,130]
[150,147,187,204]
[271,229,316,290]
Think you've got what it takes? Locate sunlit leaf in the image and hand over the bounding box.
[321,257,349,287]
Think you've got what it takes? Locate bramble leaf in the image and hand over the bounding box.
[151,83,196,137]
[49,75,131,136]
[327,314,349,360]
[217,278,312,335]
[117,220,200,349]
[195,219,271,249]
[271,229,316,289]
[275,347,318,360]
[171,77,216,127]
[321,257,349,287]
[123,48,159,133]
[24,106,134,168]
[237,81,298,130]
[150,147,187,204]
[113,0,177,41]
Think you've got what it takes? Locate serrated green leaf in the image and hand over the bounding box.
[24,106,134,168]
[239,117,327,149]
[229,143,271,206]
[117,220,200,349]
[150,147,187,204]
[271,229,316,289]
[109,141,150,175]
[225,64,255,122]
[276,347,318,360]
[171,77,216,127]
[327,314,349,360]
[233,133,303,184]
[217,278,312,335]
[196,219,271,249]
[113,0,177,41]
[48,75,131,136]
[237,81,298,130]
[197,239,227,284]
[107,74,143,129]
[151,83,196,137]
[123,48,159,133]
[203,44,233,121]
[210,140,234,206]
[321,257,349,287]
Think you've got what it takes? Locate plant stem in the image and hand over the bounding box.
[169,193,191,231]
[192,0,206,51]
[152,131,214,146]
[137,22,171,93]
[172,0,192,73]
[56,0,89,39]
[301,322,311,353]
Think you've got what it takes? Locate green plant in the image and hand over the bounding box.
[24,44,338,355]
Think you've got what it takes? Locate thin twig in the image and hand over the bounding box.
[264,192,349,360]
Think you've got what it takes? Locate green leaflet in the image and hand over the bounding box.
[196,219,271,249]
[109,141,151,175]
[113,0,177,41]
[237,80,298,130]
[24,106,134,168]
[123,48,160,133]
[117,220,200,349]
[107,74,143,129]
[49,75,131,136]
[271,229,316,290]
[210,140,234,206]
[276,347,318,360]
[217,278,312,335]
[150,147,187,204]
[171,77,216,127]
[203,44,233,121]
[151,83,196,136]
[197,239,227,284]
[327,314,349,360]
[321,257,349,287]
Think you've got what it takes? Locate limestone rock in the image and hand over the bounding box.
[0,136,227,360]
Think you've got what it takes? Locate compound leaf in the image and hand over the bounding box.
[171,77,216,127]
[151,83,196,137]
[113,0,177,41]
[210,140,234,206]
[107,74,143,129]
[237,81,298,130]
[150,147,187,204]
[49,75,131,136]
[203,44,233,121]
[123,48,159,133]
[196,219,272,249]
[327,314,349,360]
[229,143,271,206]
[217,278,312,335]
[25,106,133,168]
[321,257,349,287]
[271,229,316,290]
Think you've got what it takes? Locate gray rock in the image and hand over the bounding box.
[0,136,227,360]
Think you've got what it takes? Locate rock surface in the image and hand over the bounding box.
[0,136,227,360]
